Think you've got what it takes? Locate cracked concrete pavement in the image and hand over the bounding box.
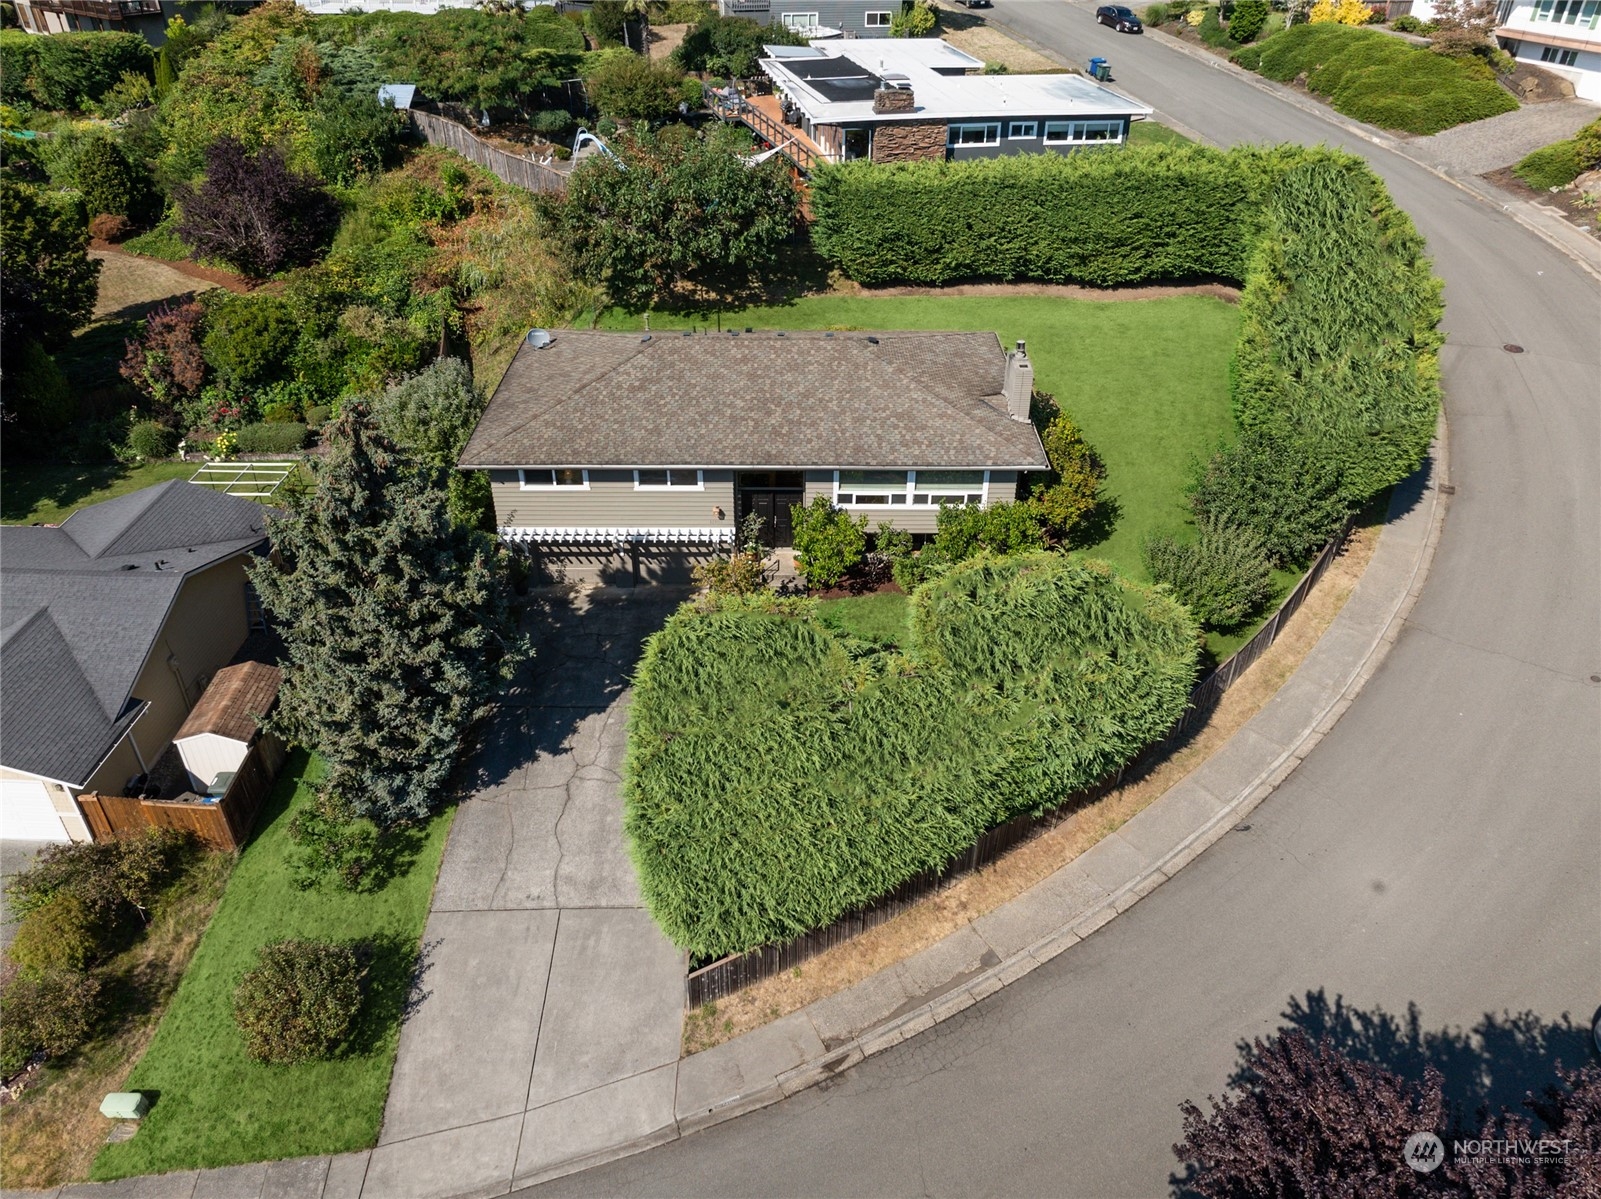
[368,590,687,1198]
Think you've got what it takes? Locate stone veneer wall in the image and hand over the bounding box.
[870,121,948,163]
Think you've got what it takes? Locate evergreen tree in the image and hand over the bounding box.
[0,178,100,350]
[249,406,529,824]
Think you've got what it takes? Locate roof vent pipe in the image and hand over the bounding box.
[1003,342,1033,423]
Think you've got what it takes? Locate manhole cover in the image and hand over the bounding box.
[1503,344,1525,353]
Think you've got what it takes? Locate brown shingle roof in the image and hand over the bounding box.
[173,661,281,745]
[458,330,1050,470]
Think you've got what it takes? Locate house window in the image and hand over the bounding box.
[948,123,1002,146]
[1043,120,1124,144]
[634,469,705,490]
[910,470,987,506]
[1586,0,1600,28]
[1496,0,1514,19]
[1540,43,1580,63]
[781,12,819,28]
[1008,121,1039,139]
[1533,0,1555,18]
[865,10,892,24]
[835,470,911,505]
[519,469,588,490]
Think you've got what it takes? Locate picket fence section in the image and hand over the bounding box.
[408,108,569,194]
[685,517,1357,1007]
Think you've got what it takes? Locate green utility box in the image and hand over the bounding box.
[100,1092,149,1120]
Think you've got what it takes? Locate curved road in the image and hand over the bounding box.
[531,10,1601,1195]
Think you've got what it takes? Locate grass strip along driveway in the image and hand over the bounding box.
[93,753,451,1180]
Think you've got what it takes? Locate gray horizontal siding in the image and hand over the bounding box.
[488,469,736,531]
[763,0,896,35]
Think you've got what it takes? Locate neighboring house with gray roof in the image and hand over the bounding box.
[457,328,1048,581]
[1,482,268,843]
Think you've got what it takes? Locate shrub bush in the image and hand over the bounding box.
[530,107,575,139]
[1144,2,1171,23]
[234,421,308,454]
[288,795,386,892]
[584,53,686,122]
[932,500,1046,560]
[8,828,191,936]
[1249,23,1514,134]
[233,939,366,1064]
[1389,13,1430,31]
[202,294,297,388]
[29,31,152,111]
[1144,518,1274,630]
[89,212,133,241]
[304,404,332,428]
[7,894,102,976]
[1030,407,1106,543]
[1232,43,1264,70]
[1189,431,1351,566]
[791,495,867,588]
[1514,139,1584,191]
[1574,117,1601,171]
[72,136,155,222]
[0,969,105,1073]
[1199,7,1233,46]
[811,145,1272,287]
[120,299,207,423]
[624,554,1198,957]
[127,419,178,460]
[1229,0,1269,41]
[692,551,770,597]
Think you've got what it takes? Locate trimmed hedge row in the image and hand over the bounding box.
[810,144,1282,287]
[624,557,1198,958]
[1248,23,1515,134]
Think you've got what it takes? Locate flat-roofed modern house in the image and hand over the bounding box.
[0,483,268,843]
[747,39,1152,165]
[457,328,1050,584]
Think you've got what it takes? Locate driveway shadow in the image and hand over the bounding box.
[455,588,683,794]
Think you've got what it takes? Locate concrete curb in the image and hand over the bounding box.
[1135,26,1601,282]
[19,424,1450,1199]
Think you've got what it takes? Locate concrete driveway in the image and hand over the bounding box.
[370,589,688,1198]
[1,840,49,952]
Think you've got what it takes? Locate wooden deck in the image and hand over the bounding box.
[706,87,833,172]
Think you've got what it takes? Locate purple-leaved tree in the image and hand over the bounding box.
[175,137,339,279]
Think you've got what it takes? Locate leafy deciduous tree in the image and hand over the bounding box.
[583,52,688,122]
[556,126,800,316]
[249,406,529,824]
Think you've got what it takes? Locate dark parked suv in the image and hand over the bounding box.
[1095,4,1143,31]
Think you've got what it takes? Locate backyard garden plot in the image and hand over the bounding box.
[624,556,1198,960]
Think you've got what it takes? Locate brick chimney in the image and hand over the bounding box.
[873,86,915,114]
[1003,339,1032,422]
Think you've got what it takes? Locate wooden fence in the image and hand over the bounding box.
[77,733,289,853]
[684,516,1357,1008]
[408,109,569,195]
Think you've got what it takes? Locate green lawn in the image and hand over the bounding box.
[597,294,1241,581]
[93,753,452,1180]
[1128,121,1194,147]
[817,591,912,649]
[1,460,201,525]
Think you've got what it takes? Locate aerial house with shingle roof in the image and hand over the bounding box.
[0,482,268,842]
[457,327,1050,584]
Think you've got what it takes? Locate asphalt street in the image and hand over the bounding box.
[527,10,1601,1195]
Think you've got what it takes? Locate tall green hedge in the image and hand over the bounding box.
[1232,156,1443,507]
[624,558,1197,958]
[810,145,1271,287]
[7,30,153,112]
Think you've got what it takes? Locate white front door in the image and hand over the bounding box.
[1,779,71,842]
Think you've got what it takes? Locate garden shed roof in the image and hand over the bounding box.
[174,661,281,746]
[0,482,268,786]
[458,329,1051,470]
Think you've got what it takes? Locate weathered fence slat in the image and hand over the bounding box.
[684,516,1357,1007]
[408,109,568,195]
